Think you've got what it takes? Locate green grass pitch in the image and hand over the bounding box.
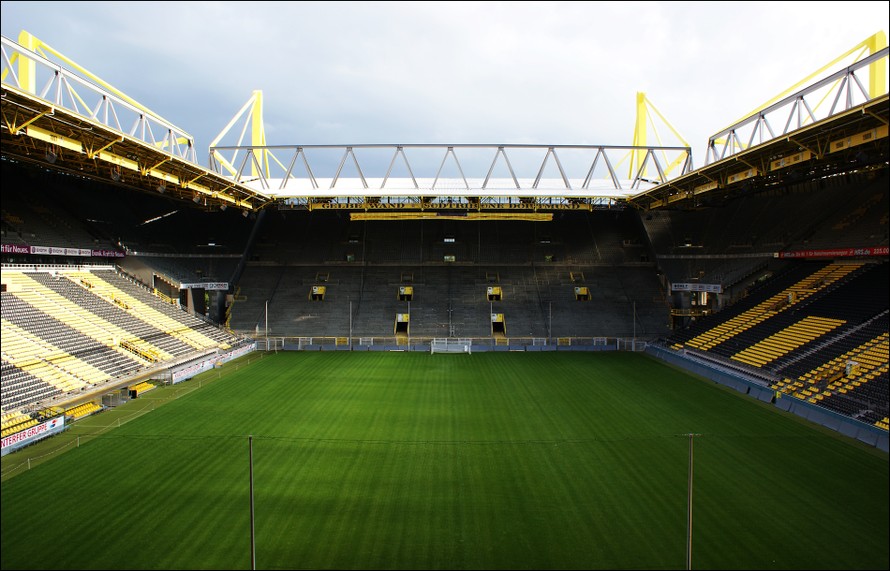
[1,351,887,570]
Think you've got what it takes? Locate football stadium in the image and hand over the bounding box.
[1,21,889,571]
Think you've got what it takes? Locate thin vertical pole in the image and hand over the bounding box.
[265,300,269,351]
[686,433,699,570]
[549,301,552,344]
[633,301,636,351]
[249,435,256,570]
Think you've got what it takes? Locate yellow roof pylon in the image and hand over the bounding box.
[212,90,284,181]
[626,92,690,180]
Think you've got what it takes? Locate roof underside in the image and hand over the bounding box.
[0,86,273,212]
[627,95,889,210]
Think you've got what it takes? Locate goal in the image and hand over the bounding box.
[430,338,472,354]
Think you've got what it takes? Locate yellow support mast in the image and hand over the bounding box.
[211,90,274,181]
[629,92,690,180]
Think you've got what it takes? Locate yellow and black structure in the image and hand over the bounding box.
[491,313,506,339]
[395,313,410,344]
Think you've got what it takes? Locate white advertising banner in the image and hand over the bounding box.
[1,416,66,456]
[671,283,723,293]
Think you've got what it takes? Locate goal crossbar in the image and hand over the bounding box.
[430,338,472,354]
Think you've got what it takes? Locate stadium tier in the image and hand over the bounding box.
[0,21,888,571]
[1,263,246,414]
[2,160,887,439]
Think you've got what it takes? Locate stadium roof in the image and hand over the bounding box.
[2,32,887,214]
[0,34,273,213]
[628,93,889,210]
[0,84,273,213]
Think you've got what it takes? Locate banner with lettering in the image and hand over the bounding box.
[1,416,66,456]
[0,243,124,258]
[775,246,889,259]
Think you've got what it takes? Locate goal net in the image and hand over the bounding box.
[430,338,472,354]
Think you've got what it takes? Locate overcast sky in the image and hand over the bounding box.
[2,1,888,172]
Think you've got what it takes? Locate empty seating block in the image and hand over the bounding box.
[731,316,845,368]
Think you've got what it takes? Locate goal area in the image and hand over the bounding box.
[430,338,472,354]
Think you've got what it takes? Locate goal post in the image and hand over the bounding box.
[430,338,472,354]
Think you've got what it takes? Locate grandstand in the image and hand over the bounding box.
[0,20,888,571]
[1,27,888,450]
